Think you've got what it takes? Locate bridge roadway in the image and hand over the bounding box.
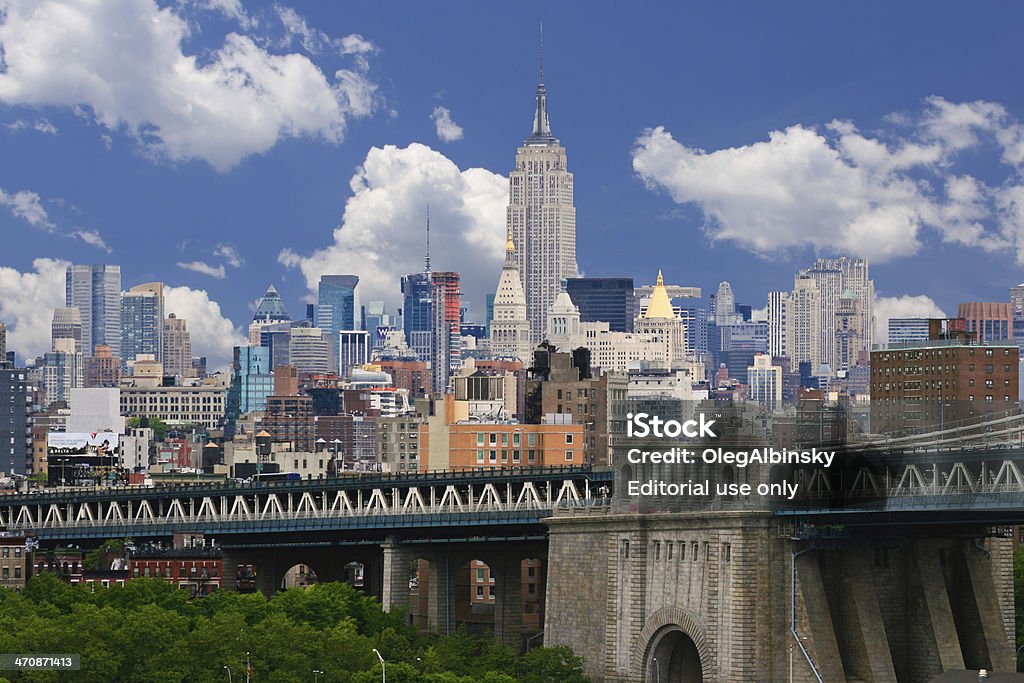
[0,466,615,543]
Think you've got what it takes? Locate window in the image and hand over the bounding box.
[565,450,573,461]
[1,548,7,558]
[679,542,686,561]
[653,541,661,560]
[476,433,484,446]
[565,433,574,444]
[528,433,536,447]
[621,539,630,559]
[477,450,484,463]
[14,568,21,579]
[513,433,520,446]
[476,586,484,598]
[722,543,732,562]
[667,542,674,560]
[476,568,485,581]
[489,450,497,462]
[501,433,508,445]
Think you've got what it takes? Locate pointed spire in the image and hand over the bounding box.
[657,270,664,286]
[526,24,556,145]
[539,23,544,84]
[424,204,431,274]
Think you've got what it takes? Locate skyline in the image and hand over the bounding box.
[4,1,1024,368]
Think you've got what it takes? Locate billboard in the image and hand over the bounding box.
[47,433,121,486]
[47,432,120,458]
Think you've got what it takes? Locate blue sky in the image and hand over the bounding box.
[3,1,1024,367]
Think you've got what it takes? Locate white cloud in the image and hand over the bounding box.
[279,143,507,317]
[71,229,112,253]
[0,0,377,171]
[431,106,464,143]
[164,285,246,371]
[0,258,69,360]
[0,188,55,230]
[874,294,946,342]
[632,97,1024,265]
[4,118,58,134]
[213,244,244,268]
[177,261,227,279]
[200,0,256,29]
[275,5,376,59]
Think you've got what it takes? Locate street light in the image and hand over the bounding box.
[313,669,323,683]
[372,648,386,683]
[223,665,232,683]
[651,656,660,683]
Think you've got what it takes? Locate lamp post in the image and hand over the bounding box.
[651,656,660,683]
[245,652,251,683]
[313,669,322,683]
[372,648,386,683]
[223,665,232,683]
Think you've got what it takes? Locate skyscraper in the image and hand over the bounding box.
[66,264,121,357]
[0,364,33,474]
[564,278,636,332]
[714,282,739,326]
[249,284,292,344]
[788,274,821,368]
[506,44,577,341]
[431,272,461,393]
[224,345,274,437]
[316,275,360,339]
[401,272,433,363]
[489,231,531,362]
[51,307,82,352]
[0,323,5,359]
[121,282,164,364]
[766,291,789,359]
[288,327,331,374]
[162,314,193,377]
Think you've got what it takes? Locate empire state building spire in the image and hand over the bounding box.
[526,25,557,145]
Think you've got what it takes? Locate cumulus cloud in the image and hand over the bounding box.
[177,261,227,279]
[431,106,464,143]
[0,0,378,171]
[0,258,70,360]
[164,285,246,371]
[279,143,507,316]
[632,96,1024,264]
[874,294,946,343]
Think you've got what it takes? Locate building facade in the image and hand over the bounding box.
[120,384,226,429]
[66,264,121,357]
[564,278,636,333]
[489,232,532,363]
[121,283,164,364]
[506,59,577,342]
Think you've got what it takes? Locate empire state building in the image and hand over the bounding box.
[506,49,578,342]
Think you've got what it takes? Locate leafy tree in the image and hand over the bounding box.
[0,575,590,681]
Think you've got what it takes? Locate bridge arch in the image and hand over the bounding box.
[633,606,715,682]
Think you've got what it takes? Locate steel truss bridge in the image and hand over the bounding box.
[776,410,1024,523]
[0,467,614,541]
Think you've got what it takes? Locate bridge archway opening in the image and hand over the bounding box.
[646,625,703,683]
[281,563,318,590]
[521,557,544,638]
[343,561,365,589]
[456,559,495,636]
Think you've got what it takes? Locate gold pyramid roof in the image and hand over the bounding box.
[645,270,677,319]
